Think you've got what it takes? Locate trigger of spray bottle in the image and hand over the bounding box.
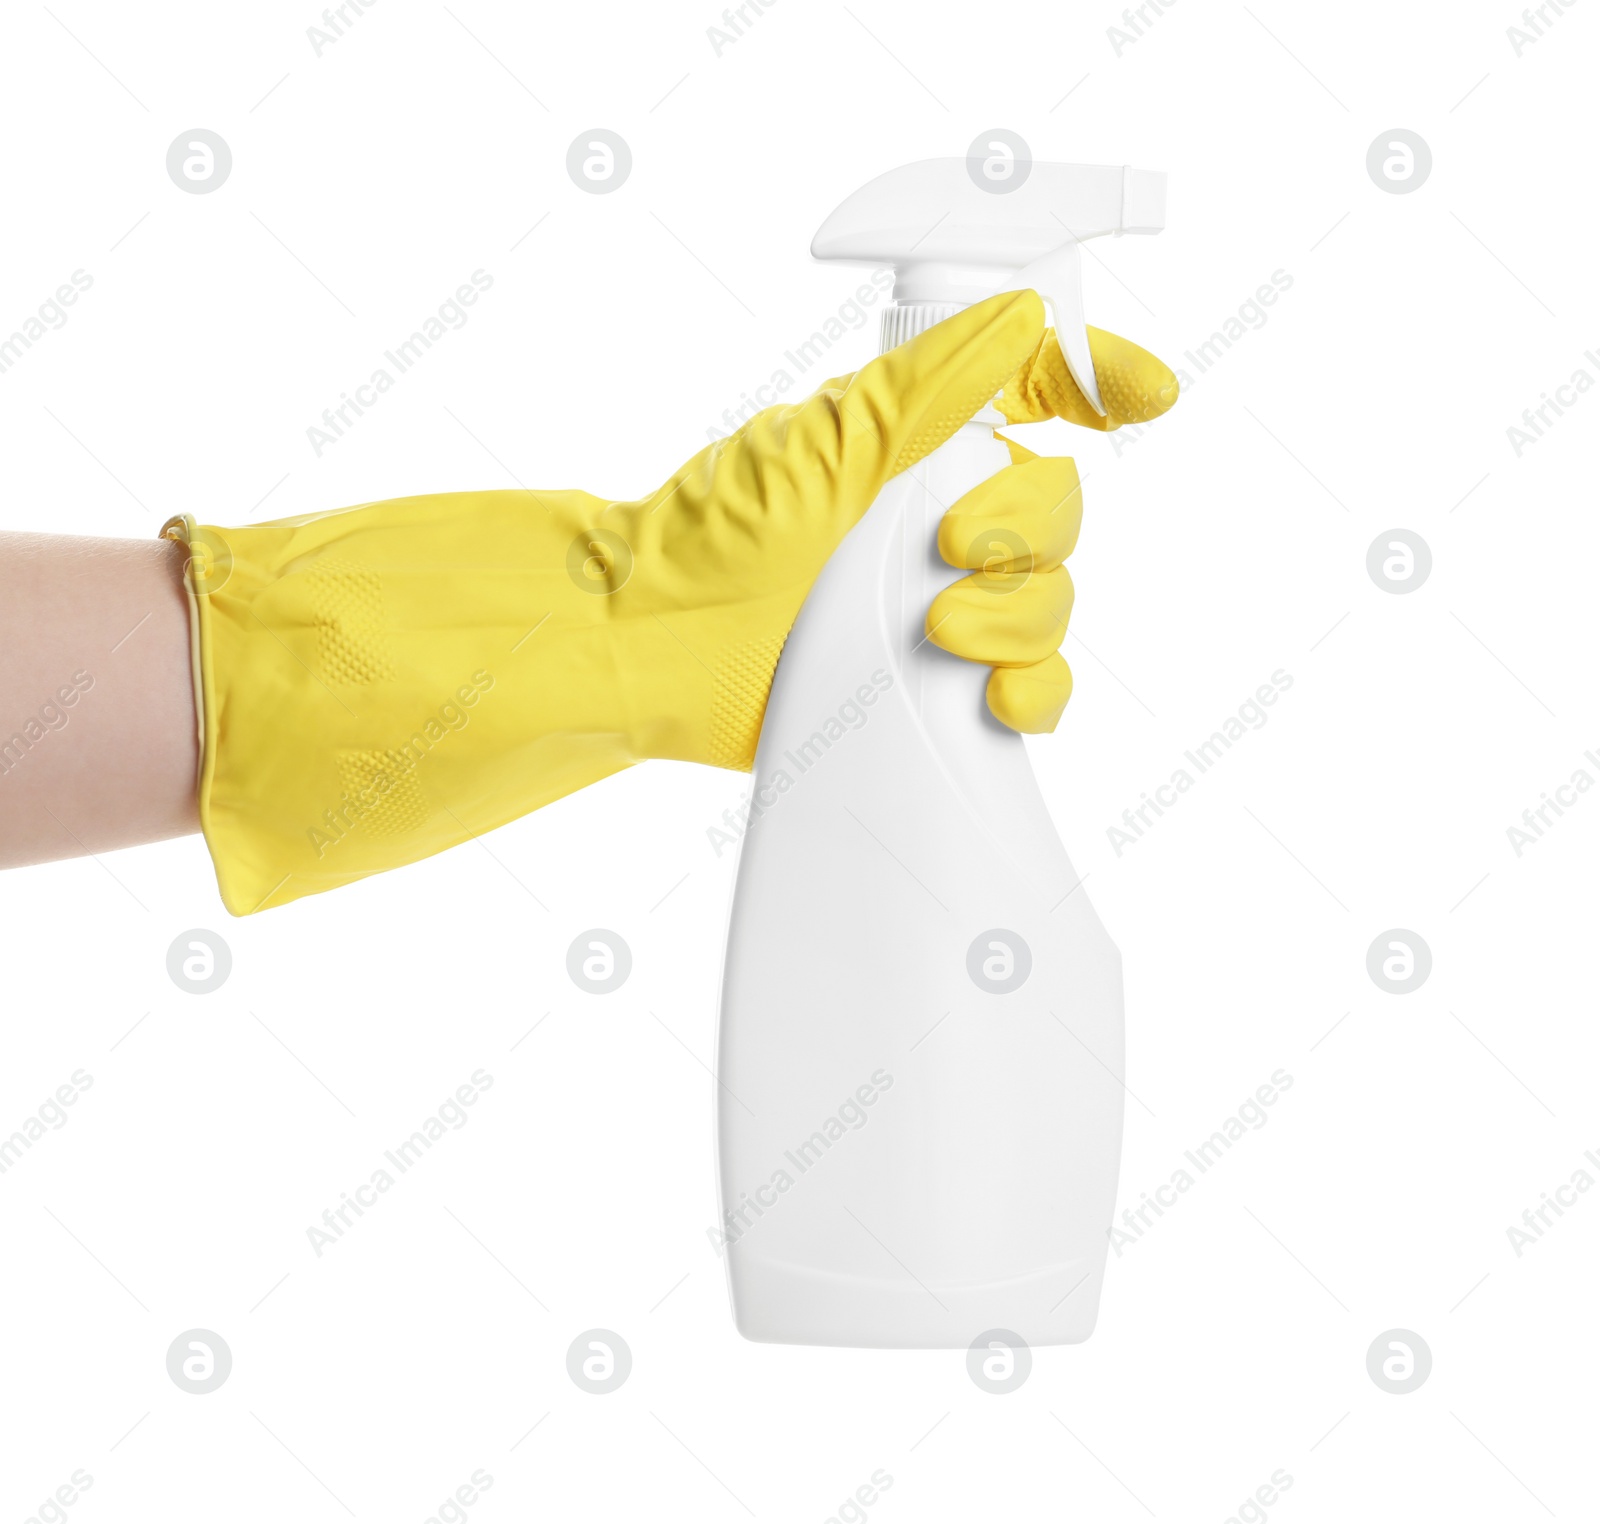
[1012,237,1103,414]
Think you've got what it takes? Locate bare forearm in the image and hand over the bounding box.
[0,530,198,866]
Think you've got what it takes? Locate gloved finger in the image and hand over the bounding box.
[790,288,1046,492]
[925,564,1074,668]
[987,653,1073,734]
[937,455,1082,574]
[648,291,1045,558]
[1000,324,1178,431]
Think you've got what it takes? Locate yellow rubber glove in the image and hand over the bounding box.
[162,291,1176,914]
[927,322,1180,730]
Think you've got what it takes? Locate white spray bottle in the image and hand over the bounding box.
[715,159,1167,1347]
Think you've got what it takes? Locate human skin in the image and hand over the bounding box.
[0,531,198,867]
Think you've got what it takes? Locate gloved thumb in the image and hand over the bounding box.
[774,289,1046,515]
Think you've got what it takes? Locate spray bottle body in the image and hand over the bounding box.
[715,410,1125,1348]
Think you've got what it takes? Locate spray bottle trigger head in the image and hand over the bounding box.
[1011,240,1103,418]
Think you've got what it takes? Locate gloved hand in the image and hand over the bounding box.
[163,290,1176,913]
[929,320,1178,730]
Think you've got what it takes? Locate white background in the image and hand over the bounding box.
[1,0,1597,1519]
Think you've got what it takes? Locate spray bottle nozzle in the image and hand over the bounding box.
[811,159,1166,417]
